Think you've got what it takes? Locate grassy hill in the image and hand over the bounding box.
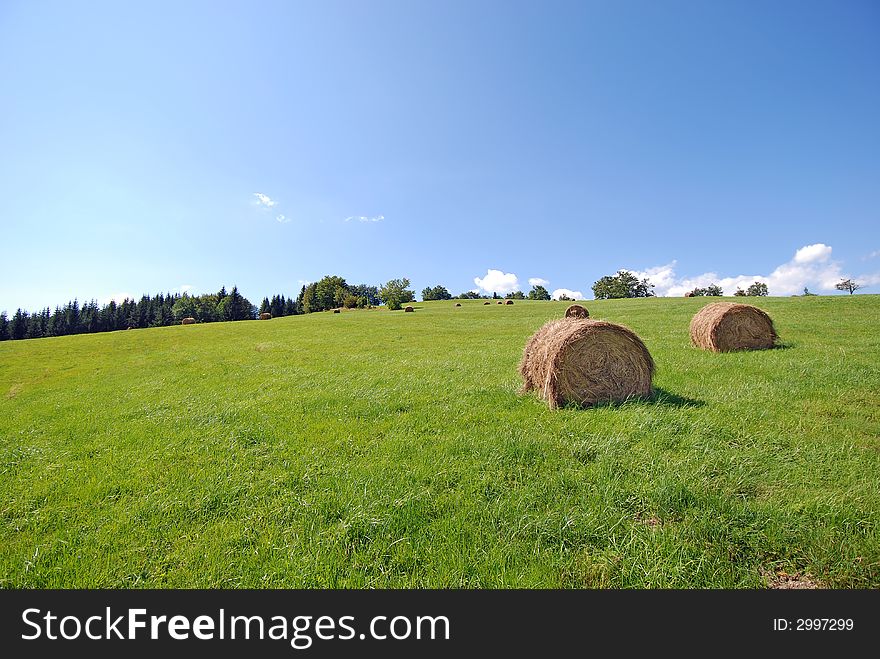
[1,296,878,587]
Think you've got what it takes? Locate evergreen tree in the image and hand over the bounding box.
[299,283,319,314]
[219,286,255,321]
[0,312,8,341]
[65,300,80,334]
[26,312,43,339]
[270,295,285,318]
[11,309,28,340]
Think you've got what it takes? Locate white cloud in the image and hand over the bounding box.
[628,262,679,294]
[528,277,549,287]
[630,244,880,297]
[474,269,520,295]
[179,284,194,295]
[276,214,291,224]
[793,243,832,264]
[551,288,585,300]
[865,250,880,260]
[344,215,384,223]
[253,192,278,208]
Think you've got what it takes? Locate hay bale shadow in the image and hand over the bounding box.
[556,387,704,411]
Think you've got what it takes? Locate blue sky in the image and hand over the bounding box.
[2,0,878,310]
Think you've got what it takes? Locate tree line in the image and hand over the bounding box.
[1,270,865,342]
[0,275,418,342]
[0,286,258,342]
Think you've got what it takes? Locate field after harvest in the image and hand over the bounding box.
[1,296,878,588]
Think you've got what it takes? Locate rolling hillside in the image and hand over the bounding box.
[1,296,878,587]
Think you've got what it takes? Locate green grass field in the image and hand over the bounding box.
[1,296,878,588]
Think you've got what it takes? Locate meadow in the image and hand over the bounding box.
[1,296,878,588]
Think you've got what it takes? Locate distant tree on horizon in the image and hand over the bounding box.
[689,284,723,297]
[835,278,862,294]
[592,270,654,299]
[422,285,452,301]
[746,281,769,297]
[379,278,415,311]
[527,285,551,301]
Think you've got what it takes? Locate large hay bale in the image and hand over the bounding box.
[689,302,777,352]
[483,301,491,305]
[455,303,462,307]
[181,317,196,325]
[505,299,514,305]
[519,319,654,409]
[404,305,414,312]
[259,312,272,320]
[497,300,503,304]
[333,309,341,314]
[565,304,589,319]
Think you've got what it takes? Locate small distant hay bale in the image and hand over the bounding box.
[565,304,589,319]
[497,300,503,304]
[404,305,414,312]
[519,319,654,409]
[259,312,272,320]
[455,303,462,307]
[483,301,491,305]
[333,309,341,314]
[689,302,777,352]
[181,317,196,325]
[505,299,514,305]
[684,292,694,298]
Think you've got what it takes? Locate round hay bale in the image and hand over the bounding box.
[483,301,491,305]
[333,309,341,314]
[497,300,503,304]
[684,292,694,298]
[181,317,196,325]
[259,312,272,320]
[404,305,414,312]
[455,303,462,307]
[689,302,777,352]
[564,304,589,319]
[505,299,514,305]
[519,319,654,409]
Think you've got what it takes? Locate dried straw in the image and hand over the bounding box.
[564,304,589,319]
[689,302,777,352]
[519,319,654,409]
